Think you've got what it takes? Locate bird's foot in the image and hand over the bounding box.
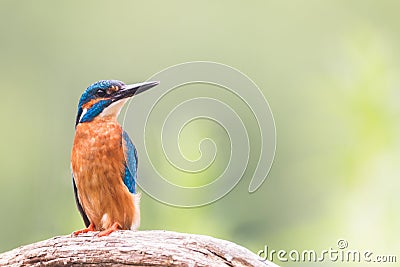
[73,223,96,236]
[97,222,121,237]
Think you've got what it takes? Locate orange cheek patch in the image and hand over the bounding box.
[82,98,108,109]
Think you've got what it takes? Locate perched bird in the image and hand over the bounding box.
[71,79,159,236]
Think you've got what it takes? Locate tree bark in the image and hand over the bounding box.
[0,230,278,267]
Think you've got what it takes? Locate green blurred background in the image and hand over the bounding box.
[1,1,399,266]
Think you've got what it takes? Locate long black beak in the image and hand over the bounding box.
[112,81,159,102]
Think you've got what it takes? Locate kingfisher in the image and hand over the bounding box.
[71,79,159,236]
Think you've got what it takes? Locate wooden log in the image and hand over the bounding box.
[0,230,278,267]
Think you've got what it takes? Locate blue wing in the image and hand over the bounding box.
[72,173,90,227]
[122,131,138,194]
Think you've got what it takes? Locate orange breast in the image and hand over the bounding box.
[71,117,137,230]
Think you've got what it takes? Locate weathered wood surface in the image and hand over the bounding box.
[0,230,278,267]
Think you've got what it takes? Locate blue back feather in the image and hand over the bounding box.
[122,131,138,194]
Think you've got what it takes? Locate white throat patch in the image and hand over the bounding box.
[79,108,88,122]
[99,99,128,118]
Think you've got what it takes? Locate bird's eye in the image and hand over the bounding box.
[97,89,107,97]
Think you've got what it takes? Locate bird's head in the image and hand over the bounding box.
[75,80,159,126]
